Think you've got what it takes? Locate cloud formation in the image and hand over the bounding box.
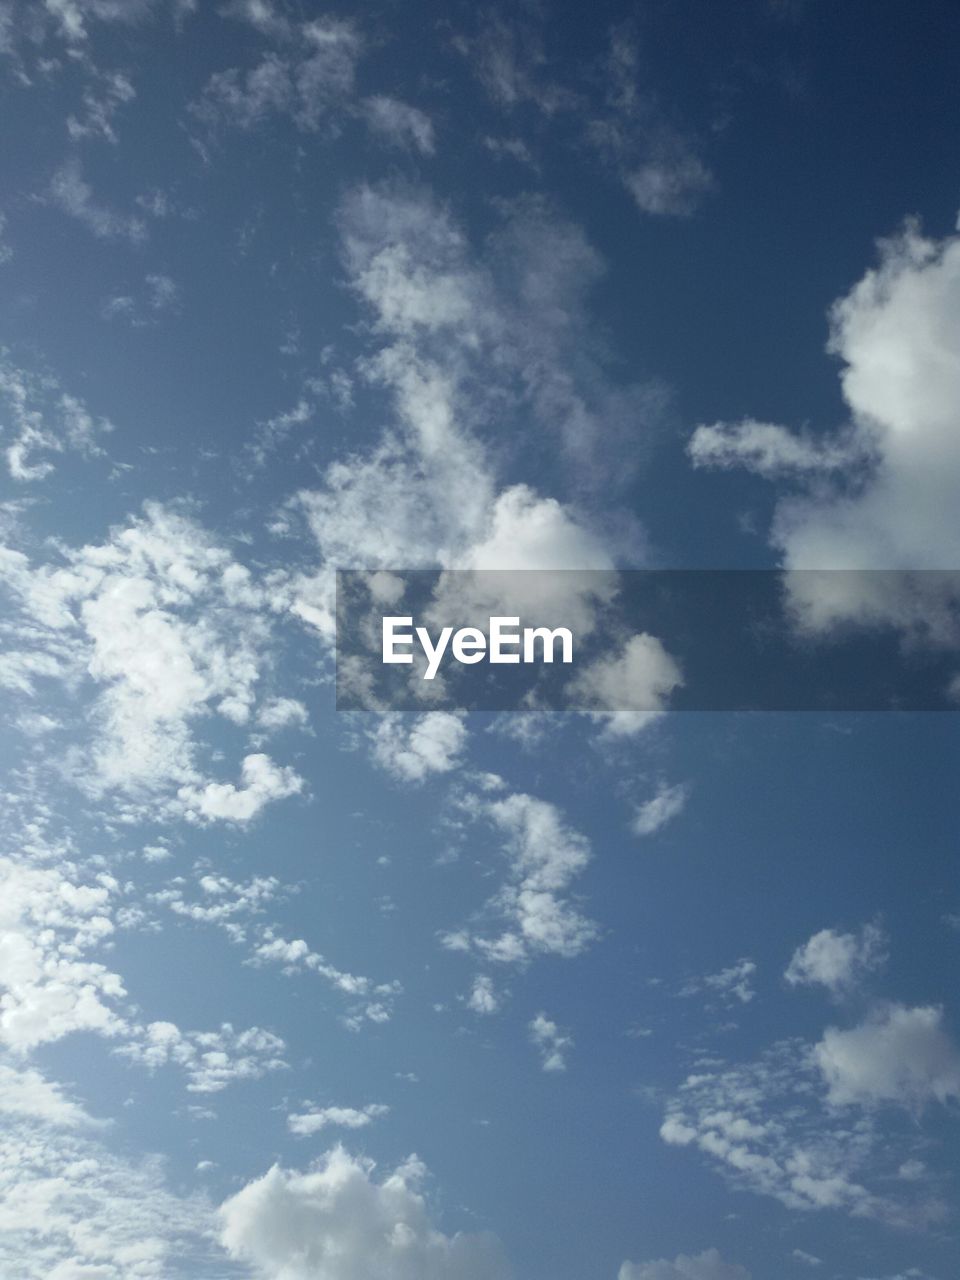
[219,1146,511,1279]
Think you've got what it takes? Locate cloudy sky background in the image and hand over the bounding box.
[1,1,959,1277]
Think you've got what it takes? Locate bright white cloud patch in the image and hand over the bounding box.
[569,633,682,734]
[815,1004,960,1109]
[120,1019,287,1092]
[371,712,467,783]
[0,1112,219,1278]
[178,752,303,823]
[0,856,125,1052]
[0,1063,97,1128]
[785,922,887,995]
[288,1103,389,1136]
[690,220,960,636]
[0,502,303,822]
[219,1145,510,1279]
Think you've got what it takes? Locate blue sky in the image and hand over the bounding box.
[1,2,959,1278]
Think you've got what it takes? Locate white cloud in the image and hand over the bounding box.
[256,695,309,731]
[529,1011,572,1071]
[0,856,126,1052]
[293,183,661,653]
[0,211,13,264]
[689,219,960,636]
[364,96,435,155]
[0,1111,219,1277]
[587,33,713,218]
[619,1248,750,1280]
[0,1063,97,1128]
[221,0,290,38]
[153,871,280,941]
[632,782,689,836]
[41,0,177,42]
[680,958,757,1006]
[1,502,303,822]
[568,633,683,735]
[454,12,572,115]
[660,1037,946,1225]
[178,752,303,823]
[792,1250,823,1268]
[48,157,147,241]
[445,790,594,965]
[288,1103,389,1136]
[466,975,500,1016]
[815,1004,960,1109]
[688,418,870,478]
[193,15,362,134]
[621,155,714,218]
[0,353,112,481]
[120,1019,287,1092]
[249,930,401,1030]
[785,923,887,995]
[219,1145,510,1279]
[370,712,467,783]
[66,69,136,143]
[102,274,180,326]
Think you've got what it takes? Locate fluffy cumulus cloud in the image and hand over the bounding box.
[815,1003,960,1109]
[619,1249,750,1280]
[178,751,303,822]
[219,1145,511,1279]
[689,219,960,636]
[785,922,887,996]
[370,713,468,783]
[443,789,595,965]
[569,633,683,734]
[0,502,303,822]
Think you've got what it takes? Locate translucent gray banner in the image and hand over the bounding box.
[335,570,960,712]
